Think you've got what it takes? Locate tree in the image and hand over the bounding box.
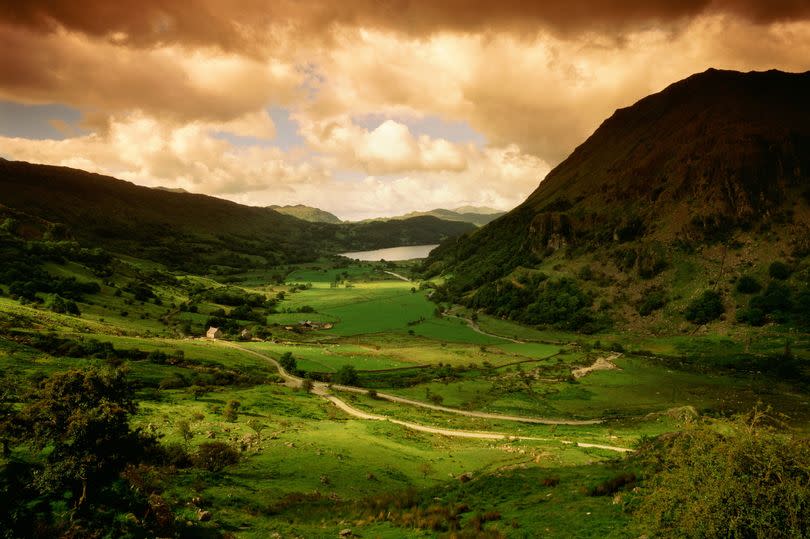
[223,400,241,422]
[736,275,762,294]
[684,290,724,324]
[22,367,154,510]
[333,365,359,386]
[0,372,20,458]
[636,409,810,538]
[418,461,435,479]
[190,384,208,400]
[176,419,194,447]
[247,418,266,441]
[279,351,297,374]
[193,442,239,472]
[769,261,791,280]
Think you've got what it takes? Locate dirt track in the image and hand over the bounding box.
[223,342,630,452]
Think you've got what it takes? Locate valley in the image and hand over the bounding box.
[1,68,809,538]
[1,235,807,536]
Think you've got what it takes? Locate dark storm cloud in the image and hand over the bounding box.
[1,0,809,50]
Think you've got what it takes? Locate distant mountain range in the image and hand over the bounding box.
[268,204,342,224]
[358,206,505,227]
[265,204,506,226]
[0,159,475,272]
[424,69,810,333]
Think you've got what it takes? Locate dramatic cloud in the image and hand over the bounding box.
[0,113,548,220]
[3,0,810,48]
[1,1,809,217]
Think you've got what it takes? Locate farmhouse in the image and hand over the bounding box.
[206,327,223,339]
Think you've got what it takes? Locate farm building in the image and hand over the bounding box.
[206,327,223,339]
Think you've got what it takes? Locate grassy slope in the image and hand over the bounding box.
[3,245,809,536]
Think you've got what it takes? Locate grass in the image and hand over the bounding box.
[3,252,809,537]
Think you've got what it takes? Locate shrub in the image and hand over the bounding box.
[279,352,297,373]
[637,290,667,316]
[333,365,359,386]
[193,442,240,472]
[736,275,762,294]
[736,307,766,326]
[636,410,810,538]
[684,290,724,324]
[161,442,192,468]
[769,261,791,280]
[223,400,240,422]
[587,472,636,496]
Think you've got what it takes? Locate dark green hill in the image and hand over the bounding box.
[268,204,342,224]
[425,69,810,333]
[399,208,505,226]
[0,159,474,271]
[359,207,505,227]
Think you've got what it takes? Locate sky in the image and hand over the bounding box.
[1,1,809,220]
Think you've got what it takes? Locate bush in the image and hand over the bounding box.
[636,410,810,538]
[279,352,297,374]
[333,365,359,386]
[769,261,791,280]
[587,472,636,496]
[160,442,192,468]
[637,290,667,316]
[736,275,762,294]
[193,442,240,472]
[736,307,766,326]
[223,400,240,422]
[684,290,724,324]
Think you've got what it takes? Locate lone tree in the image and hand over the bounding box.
[22,367,155,510]
[176,419,194,447]
[279,351,297,374]
[224,400,241,422]
[333,365,359,386]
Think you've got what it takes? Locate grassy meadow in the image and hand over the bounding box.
[2,251,808,537]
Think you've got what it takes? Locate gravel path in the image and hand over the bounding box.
[224,342,629,452]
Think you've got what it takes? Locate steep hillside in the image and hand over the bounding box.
[269,204,342,224]
[425,69,810,334]
[0,159,474,271]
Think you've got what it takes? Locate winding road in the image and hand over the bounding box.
[222,342,630,452]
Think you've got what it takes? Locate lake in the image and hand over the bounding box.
[339,244,439,261]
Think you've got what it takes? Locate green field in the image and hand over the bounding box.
[2,254,809,537]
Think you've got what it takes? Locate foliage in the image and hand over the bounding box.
[768,261,791,280]
[684,290,724,324]
[193,442,240,472]
[22,368,154,507]
[223,400,241,422]
[636,410,810,538]
[279,351,297,374]
[637,289,667,316]
[740,281,809,327]
[735,275,762,294]
[333,365,359,386]
[468,274,604,332]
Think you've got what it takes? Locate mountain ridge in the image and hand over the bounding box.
[424,68,810,333]
[0,158,475,271]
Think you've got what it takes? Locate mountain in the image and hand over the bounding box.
[268,204,342,224]
[0,159,475,272]
[452,206,502,215]
[424,69,810,333]
[362,207,506,227]
[154,186,189,194]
